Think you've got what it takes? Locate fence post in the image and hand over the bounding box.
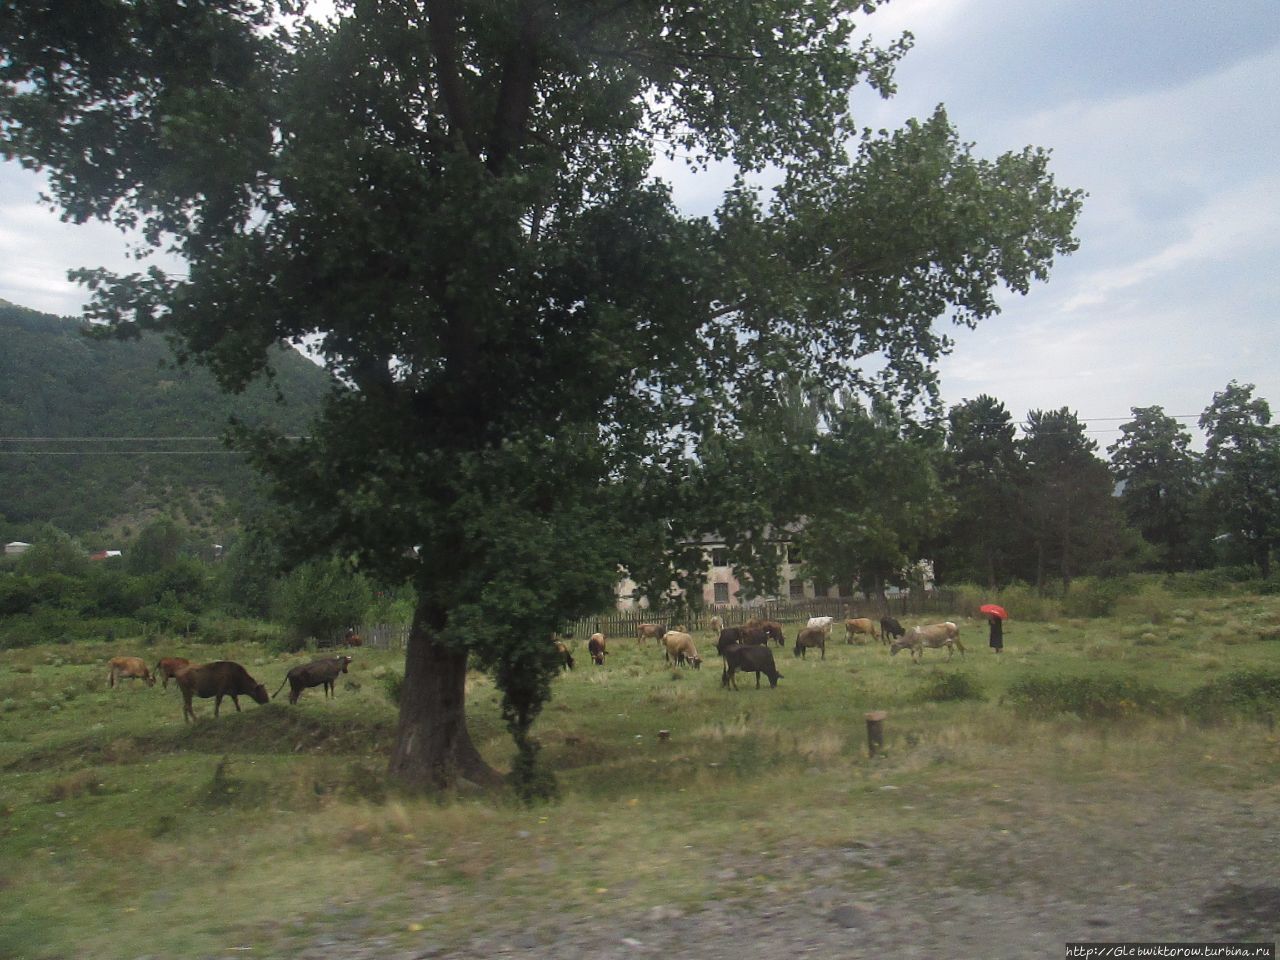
[865,710,887,758]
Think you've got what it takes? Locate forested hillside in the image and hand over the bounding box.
[0,300,331,543]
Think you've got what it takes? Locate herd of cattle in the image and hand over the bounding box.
[105,654,355,721]
[554,614,966,691]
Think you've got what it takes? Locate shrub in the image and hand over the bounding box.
[1061,577,1128,618]
[917,671,984,703]
[1184,669,1280,722]
[1005,675,1172,719]
[382,671,405,706]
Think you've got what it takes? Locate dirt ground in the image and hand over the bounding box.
[255,778,1279,960]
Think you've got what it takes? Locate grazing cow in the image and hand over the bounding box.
[709,615,724,635]
[637,622,665,644]
[588,633,608,665]
[761,620,786,646]
[107,656,155,688]
[890,622,965,663]
[794,626,827,659]
[342,628,363,647]
[843,618,879,644]
[806,616,834,635]
[663,631,702,669]
[272,655,352,704]
[879,616,906,646]
[721,644,783,689]
[553,639,575,671]
[174,661,269,722]
[716,626,769,656]
[154,656,191,689]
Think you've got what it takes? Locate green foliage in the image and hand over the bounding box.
[1060,577,1129,618]
[271,557,372,646]
[380,670,405,708]
[1108,405,1203,571]
[1199,382,1280,578]
[1005,675,1173,719]
[1184,669,1280,722]
[0,302,330,542]
[917,670,984,703]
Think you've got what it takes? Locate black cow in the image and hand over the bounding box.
[272,655,353,704]
[880,616,906,646]
[721,643,784,689]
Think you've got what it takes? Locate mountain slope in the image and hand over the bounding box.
[0,300,332,542]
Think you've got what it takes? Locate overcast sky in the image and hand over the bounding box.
[2,0,1277,449]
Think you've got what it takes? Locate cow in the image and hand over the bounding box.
[174,661,270,722]
[588,633,608,665]
[154,656,191,689]
[662,631,702,669]
[879,616,906,646]
[553,639,575,671]
[637,622,665,644]
[761,620,787,646]
[806,616,834,635]
[890,622,965,663]
[709,615,724,635]
[716,626,769,656]
[107,656,154,688]
[272,656,353,704]
[794,626,827,659]
[342,628,363,647]
[844,618,879,644]
[721,643,783,689]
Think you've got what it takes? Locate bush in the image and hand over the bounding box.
[1184,669,1280,722]
[1061,577,1129,618]
[917,671,984,703]
[1005,674,1172,719]
[381,671,405,706]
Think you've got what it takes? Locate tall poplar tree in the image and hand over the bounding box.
[1,1,1082,794]
[1107,405,1201,571]
[1199,382,1280,578]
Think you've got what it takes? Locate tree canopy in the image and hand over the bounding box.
[1,0,1083,795]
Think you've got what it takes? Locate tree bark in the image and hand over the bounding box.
[388,596,503,792]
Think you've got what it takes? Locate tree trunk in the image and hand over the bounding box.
[388,596,503,792]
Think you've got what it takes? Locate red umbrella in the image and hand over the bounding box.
[979,604,1008,620]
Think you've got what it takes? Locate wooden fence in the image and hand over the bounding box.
[329,590,959,651]
[564,590,959,640]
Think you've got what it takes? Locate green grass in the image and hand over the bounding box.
[3,602,1280,958]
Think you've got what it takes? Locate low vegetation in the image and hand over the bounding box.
[3,593,1279,959]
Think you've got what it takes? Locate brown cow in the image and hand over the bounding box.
[272,656,352,704]
[107,656,154,688]
[794,626,827,659]
[636,622,665,644]
[587,633,607,665]
[342,628,363,647]
[553,639,575,671]
[844,618,879,644]
[154,656,191,689]
[174,661,270,722]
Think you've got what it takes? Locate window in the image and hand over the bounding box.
[787,545,802,564]
[711,549,729,568]
[713,582,730,604]
[789,579,806,599]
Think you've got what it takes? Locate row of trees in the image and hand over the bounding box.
[934,381,1280,590]
[0,519,407,649]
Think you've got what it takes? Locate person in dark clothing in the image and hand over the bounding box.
[988,614,1003,653]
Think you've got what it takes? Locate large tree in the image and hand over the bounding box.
[1107,405,1201,571]
[1,0,1082,794]
[1018,407,1124,591]
[937,394,1023,587]
[1199,382,1280,578]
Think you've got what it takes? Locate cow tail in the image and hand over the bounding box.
[271,677,289,700]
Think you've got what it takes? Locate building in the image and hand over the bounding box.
[4,541,31,556]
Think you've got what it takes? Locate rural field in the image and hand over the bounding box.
[3,594,1280,960]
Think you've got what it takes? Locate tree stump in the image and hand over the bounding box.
[864,711,887,758]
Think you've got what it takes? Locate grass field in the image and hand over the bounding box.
[3,596,1280,959]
